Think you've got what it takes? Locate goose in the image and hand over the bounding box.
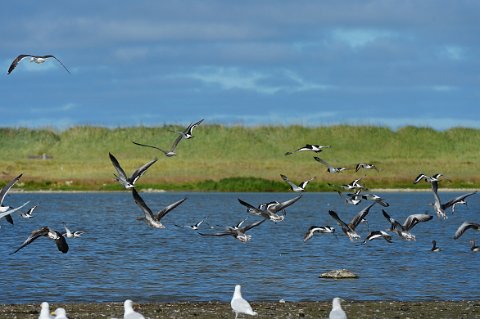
[313,157,348,173]
[109,153,157,189]
[123,299,145,319]
[329,297,347,319]
[132,189,186,229]
[7,54,70,74]
[285,144,330,155]
[280,174,315,192]
[453,221,480,239]
[382,210,433,241]
[12,226,69,254]
[231,285,257,318]
[199,218,266,243]
[303,226,335,242]
[328,202,375,241]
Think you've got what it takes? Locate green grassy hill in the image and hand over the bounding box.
[1,125,480,191]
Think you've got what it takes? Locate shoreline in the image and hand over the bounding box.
[2,300,480,318]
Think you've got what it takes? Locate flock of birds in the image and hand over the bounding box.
[3,54,480,318]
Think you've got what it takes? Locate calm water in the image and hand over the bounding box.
[0,191,479,304]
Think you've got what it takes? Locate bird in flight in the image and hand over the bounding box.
[170,119,204,139]
[7,54,70,74]
[285,144,330,156]
[12,226,69,254]
[109,152,157,189]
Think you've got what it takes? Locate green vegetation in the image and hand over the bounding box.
[1,125,480,191]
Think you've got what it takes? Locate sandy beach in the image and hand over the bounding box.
[2,300,480,319]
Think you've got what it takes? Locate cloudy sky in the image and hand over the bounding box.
[1,1,479,130]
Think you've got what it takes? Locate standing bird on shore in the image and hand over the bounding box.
[123,299,145,319]
[231,285,258,318]
[7,54,70,74]
[280,174,315,192]
[53,307,69,319]
[285,144,330,155]
[38,302,54,319]
[329,297,347,319]
[109,153,157,189]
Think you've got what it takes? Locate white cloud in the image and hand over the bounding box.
[331,28,397,48]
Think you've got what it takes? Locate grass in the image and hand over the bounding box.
[1,125,480,191]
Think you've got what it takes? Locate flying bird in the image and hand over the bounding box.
[12,226,69,254]
[328,203,375,241]
[238,195,302,222]
[355,163,378,172]
[413,173,445,184]
[382,210,433,241]
[361,193,389,207]
[329,297,347,319]
[313,157,348,173]
[132,134,184,157]
[431,181,477,219]
[199,218,266,243]
[8,54,70,74]
[362,230,393,244]
[303,226,335,242]
[0,173,24,225]
[453,221,480,240]
[123,299,145,319]
[170,119,204,139]
[20,205,38,218]
[109,152,157,189]
[132,189,186,228]
[280,174,315,192]
[231,285,258,318]
[62,222,85,238]
[285,144,330,156]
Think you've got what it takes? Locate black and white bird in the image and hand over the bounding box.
[199,218,266,243]
[328,203,375,241]
[238,195,302,222]
[0,173,24,225]
[285,144,330,155]
[431,181,477,219]
[329,297,347,319]
[382,210,433,241]
[123,299,145,319]
[355,163,378,172]
[329,178,366,193]
[109,152,157,189]
[20,205,38,219]
[7,54,70,74]
[361,193,389,207]
[431,240,440,252]
[362,230,393,244]
[314,157,348,173]
[344,189,363,205]
[132,189,186,229]
[414,173,445,184]
[231,285,258,318]
[0,201,30,226]
[12,226,69,254]
[303,226,335,242]
[453,221,480,239]
[280,174,315,192]
[170,119,204,139]
[176,217,208,230]
[470,240,480,252]
[62,222,85,238]
[132,134,183,157]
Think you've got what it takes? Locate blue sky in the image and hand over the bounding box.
[1,1,479,130]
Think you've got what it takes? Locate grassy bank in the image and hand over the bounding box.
[1,125,480,191]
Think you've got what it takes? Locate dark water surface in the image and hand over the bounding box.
[1,191,479,304]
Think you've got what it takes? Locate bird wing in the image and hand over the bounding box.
[0,173,23,205]
[350,202,375,229]
[11,226,49,254]
[313,156,331,168]
[382,209,403,230]
[280,174,298,190]
[454,221,480,239]
[238,198,264,215]
[198,231,232,237]
[268,195,302,213]
[431,181,442,205]
[130,157,158,184]
[328,210,349,229]
[44,55,71,74]
[299,177,315,189]
[243,218,267,232]
[53,231,69,253]
[131,189,156,223]
[109,153,128,181]
[132,141,168,154]
[442,191,477,210]
[156,197,187,221]
[184,118,204,135]
[403,214,433,231]
[7,55,30,74]
[0,201,30,220]
[169,134,184,152]
[413,173,428,184]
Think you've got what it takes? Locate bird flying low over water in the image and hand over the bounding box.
[0,201,30,225]
[109,152,157,189]
[430,181,477,219]
[382,210,433,241]
[280,174,315,192]
[7,54,70,74]
[285,144,330,155]
[303,226,335,242]
[328,203,375,241]
[453,221,480,240]
[170,119,204,139]
[238,195,302,222]
[363,230,393,244]
[199,218,266,243]
[20,205,38,218]
[62,222,85,238]
[0,173,24,225]
[361,192,389,207]
[413,173,445,184]
[132,189,187,229]
[313,157,348,173]
[12,226,69,254]
[231,285,258,318]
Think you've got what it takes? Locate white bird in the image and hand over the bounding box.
[329,297,347,319]
[231,285,258,318]
[285,144,330,155]
[413,173,444,184]
[362,230,393,244]
[453,221,480,240]
[62,222,85,238]
[109,153,157,189]
[199,219,266,243]
[431,181,477,219]
[20,205,38,218]
[238,195,302,222]
[170,119,204,139]
[53,307,68,319]
[38,302,54,319]
[355,163,378,172]
[8,54,70,74]
[303,226,335,242]
[382,210,433,241]
[0,173,24,225]
[123,299,145,319]
[280,174,315,192]
[132,189,187,228]
[314,157,348,173]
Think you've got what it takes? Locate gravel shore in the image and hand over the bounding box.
[2,300,480,319]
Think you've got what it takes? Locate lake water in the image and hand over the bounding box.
[1,191,479,304]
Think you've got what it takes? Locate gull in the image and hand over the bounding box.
[431,181,477,219]
[62,222,85,238]
[303,226,335,242]
[53,308,69,319]
[361,193,389,207]
[413,173,445,184]
[7,54,70,74]
[231,285,257,318]
[453,221,480,239]
[280,174,315,192]
[431,240,440,252]
[175,217,208,230]
[238,195,302,222]
[355,163,378,172]
[362,230,393,244]
[470,240,480,252]
[382,210,433,241]
[313,157,348,173]
[123,299,145,319]
[199,218,266,243]
[328,202,375,241]
[452,200,468,213]
[12,226,68,254]
[329,178,366,193]
[285,144,330,156]
[132,133,183,157]
[0,201,30,225]
[329,297,347,319]
[109,153,157,189]
[132,189,187,229]
[0,173,23,225]
[344,189,363,205]
[170,119,204,139]
[39,302,54,319]
[20,205,38,218]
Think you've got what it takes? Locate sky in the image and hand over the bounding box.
[1,1,479,130]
